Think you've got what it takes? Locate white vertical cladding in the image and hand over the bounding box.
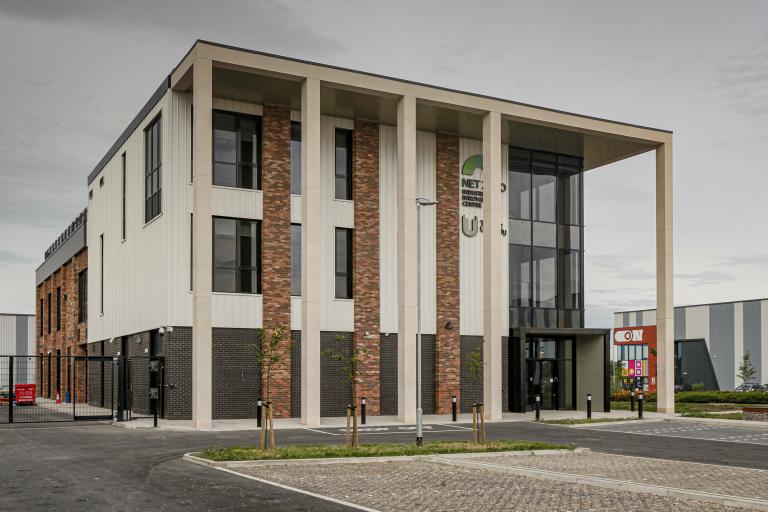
[213,293,263,328]
[459,137,484,336]
[685,305,710,347]
[88,91,194,342]
[291,192,302,331]
[627,312,637,327]
[211,188,263,220]
[0,315,14,355]
[500,145,509,334]
[416,131,437,335]
[734,301,744,387]
[613,313,624,328]
[379,125,398,334]
[320,115,354,332]
[762,300,768,383]
[644,310,657,326]
[27,316,35,354]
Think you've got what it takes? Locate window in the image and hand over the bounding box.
[559,250,581,310]
[121,152,127,240]
[213,111,261,190]
[78,269,88,324]
[189,213,193,292]
[99,234,104,315]
[47,293,51,334]
[56,286,61,331]
[290,121,301,195]
[531,152,556,223]
[334,128,353,200]
[335,228,353,299]
[213,217,262,293]
[39,298,44,336]
[291,223,301,296]
[509,244,531,307]
[532,247,557,308]
[144,116,162,222]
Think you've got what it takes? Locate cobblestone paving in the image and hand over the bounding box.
[239,461,750,511]
[468,452,768,500]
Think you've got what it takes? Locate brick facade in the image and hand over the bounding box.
[435,134,461,414]
[35,249,88,402]
[260,105,292,417]
[352,120,382,414]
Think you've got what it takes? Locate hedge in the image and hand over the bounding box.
[611,390,768,404]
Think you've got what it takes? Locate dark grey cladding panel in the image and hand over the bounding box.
[380,334,398,416]
[320,332,353,417]
[743,301,762,383]
[709,303,735,390]
[212,328,260,420]
[674,307,686,340]
[622,312,629,328]
[35,222,86,285]
[637,311,643,326]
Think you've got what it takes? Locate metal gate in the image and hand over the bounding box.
[0,355,163,424]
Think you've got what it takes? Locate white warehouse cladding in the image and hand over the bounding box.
[78,40,674,428]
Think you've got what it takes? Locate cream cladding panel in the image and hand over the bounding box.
[379,125,398,334]
[416,131,436,335]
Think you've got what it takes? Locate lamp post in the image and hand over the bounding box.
[416,197,437,447]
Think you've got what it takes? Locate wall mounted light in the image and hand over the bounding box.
[444,321,454,330]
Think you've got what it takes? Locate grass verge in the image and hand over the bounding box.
[200,440,572,462]
[680,412,744,420]
[539,417,638,425]
[611,401,749,415]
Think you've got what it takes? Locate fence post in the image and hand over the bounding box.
[8,356,14,424]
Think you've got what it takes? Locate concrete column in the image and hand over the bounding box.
[192,57,213,429]
[397,95,418,423]
[301,77,322,426]
[482,111,504,420]
[655,142,674,413]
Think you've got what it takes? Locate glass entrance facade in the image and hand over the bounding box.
[508,147,584,329]
[525,336,575,410]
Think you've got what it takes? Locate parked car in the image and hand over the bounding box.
[734,383,762,392]
[674,384,692,392]
[761,384,768,392]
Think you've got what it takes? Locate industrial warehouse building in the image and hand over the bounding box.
[41,40,675,428]
[1,313,36,390]
[614,298,768,392]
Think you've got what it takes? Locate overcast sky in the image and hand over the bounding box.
[0,0,766,327]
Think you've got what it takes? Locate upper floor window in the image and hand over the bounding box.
[78,269,88,324]
[47,293,51,334]
[145,116,162,223]
[213,111,261,190]
[213,217,262,294]
[334,128,353,200]
[290,121,301,195]
[335,228,353,299]
[56,286,61,331]
[291,223,301,296]
[39,298,44,337]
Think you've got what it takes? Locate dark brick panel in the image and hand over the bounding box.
[291,330,301,418]
[502,336,509,412]
[212,328,261,420]
[460,336,484,413]
[380,334,398,416]
[420,334,436,415]
[320,331,353,417]
[162,327,192,420]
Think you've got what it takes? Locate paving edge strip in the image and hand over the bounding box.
[183,448,590,468]
[425,457,768,512]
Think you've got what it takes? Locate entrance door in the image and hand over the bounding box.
[539,360,558,409]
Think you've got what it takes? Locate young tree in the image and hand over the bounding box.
[252,324,289,449]
[737,350,757,385]
[322,335,368,448]
[464,340,486,443]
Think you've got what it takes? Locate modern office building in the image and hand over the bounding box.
[34,209,89,400]
[79,40,674,427]
[0,313,36,387]
[614,299,768,391]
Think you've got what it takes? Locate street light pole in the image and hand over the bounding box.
[415,197,437,447]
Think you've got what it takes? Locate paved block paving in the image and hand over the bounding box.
[465,452,768,501]
[585,420,768,445]
[240,460,751,512]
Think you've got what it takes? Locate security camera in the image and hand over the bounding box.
[159,327,165,335]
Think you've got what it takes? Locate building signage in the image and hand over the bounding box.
[613,325,656,345]
[461,154,483,238]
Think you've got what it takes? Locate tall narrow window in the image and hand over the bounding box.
[213,111,261,190]
[56,286,61,331]
[290,121,302,195]
[121,152,127,239]
[334,128,353,200]
[213,217,262,293]
[39,298,44,336]
[78,269,88,324]
[189,213,193,292]
[144,115,162,223]
[291,224,301,296]
[100,234,104,315]
[335,228,353,299]
[47,293,51,334]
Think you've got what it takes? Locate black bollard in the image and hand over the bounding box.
[535,394,541,421]
[638,394,644,419]
[361,397,367,425]
[630,390,635,413]
[452,395,457,422]
[257,399,262,428]
[587,393,592,419]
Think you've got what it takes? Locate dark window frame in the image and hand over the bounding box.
[39,298,44,337]
[99,234,104,315]
[121,152,127,240]
[290,121,302,195]
[212,216,262,294]
[144,115,162,223]
[334,227,353,299]
[212,110,263,190]
[56,286,61,331]
[47,292,51,334]
[78,269,88,324]
[291,223,301,296]
[334,128,353,200]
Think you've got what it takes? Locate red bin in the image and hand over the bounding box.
[15,384,36,405]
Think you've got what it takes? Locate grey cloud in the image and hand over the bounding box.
[0,249,36,266]
[711,254,768,267]
[709,33,768,117]
[675,270,735,287]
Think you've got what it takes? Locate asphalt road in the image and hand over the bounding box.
[1,419,767,511]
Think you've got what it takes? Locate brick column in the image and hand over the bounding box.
[353,120,381,415]
[435,134,461,415]
[261,105,292,417]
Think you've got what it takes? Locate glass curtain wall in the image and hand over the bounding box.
[509,147,584,329]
